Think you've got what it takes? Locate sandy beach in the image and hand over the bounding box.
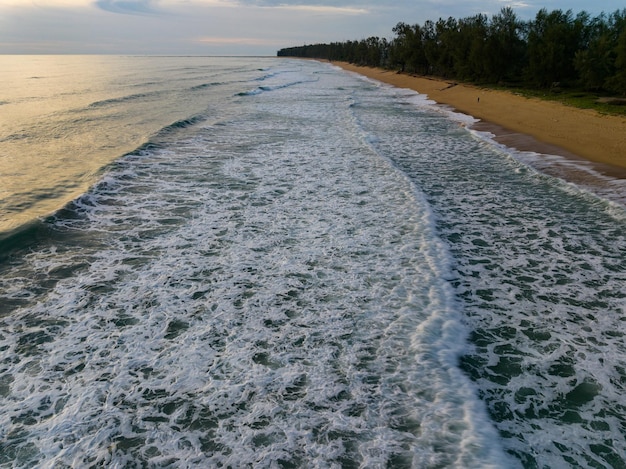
[333,62,626,178]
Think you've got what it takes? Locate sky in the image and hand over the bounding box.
[0,0,623,56]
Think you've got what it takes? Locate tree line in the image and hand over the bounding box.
[277,7,626,95]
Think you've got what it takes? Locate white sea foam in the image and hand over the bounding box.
[464,126,626,214]
[345,65,626,214]
[347,73,626,467]
[3,58,624,468]
[0,60,511,467]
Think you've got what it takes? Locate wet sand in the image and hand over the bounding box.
[332,62,626,178]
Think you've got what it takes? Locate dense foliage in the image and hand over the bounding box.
[277,7,626,95]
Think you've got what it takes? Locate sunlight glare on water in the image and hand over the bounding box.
[0,56,256,235]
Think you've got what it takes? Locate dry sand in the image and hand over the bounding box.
[333,62,626,177]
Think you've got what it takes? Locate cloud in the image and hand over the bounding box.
[496,0,530,8]
[268,4,368,14]
[169,0,370,13]
[1,0,92,7]
[195,36,283,45]
[234,0,353,4]
[94,0,160,15]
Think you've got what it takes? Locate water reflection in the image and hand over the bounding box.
[0,55,253,236]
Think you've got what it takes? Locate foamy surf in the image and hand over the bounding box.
[0,59,510,468]
[1,58,624,468]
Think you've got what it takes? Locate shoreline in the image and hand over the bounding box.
[331,62,626,180]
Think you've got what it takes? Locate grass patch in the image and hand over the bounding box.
[496,87,626,116]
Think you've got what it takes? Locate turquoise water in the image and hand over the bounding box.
[0,57,624,467]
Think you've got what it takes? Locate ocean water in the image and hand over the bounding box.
[0,57,624,468]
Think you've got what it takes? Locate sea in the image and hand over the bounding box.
[0,56,625,468]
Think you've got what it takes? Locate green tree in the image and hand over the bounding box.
[391,22,434,74]
[526,9,585,88]
[432,17,458,77]
[390,22,412,71]
[422,20,439,75]
[466,14,489,81]
[607,28,626,94]
[605,10,626,94]
[574,14,614,90]
[485,7,526,83]
[450,15,486,80]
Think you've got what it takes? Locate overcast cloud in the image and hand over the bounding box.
[94,0,160,15]
[1,0,623,55]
